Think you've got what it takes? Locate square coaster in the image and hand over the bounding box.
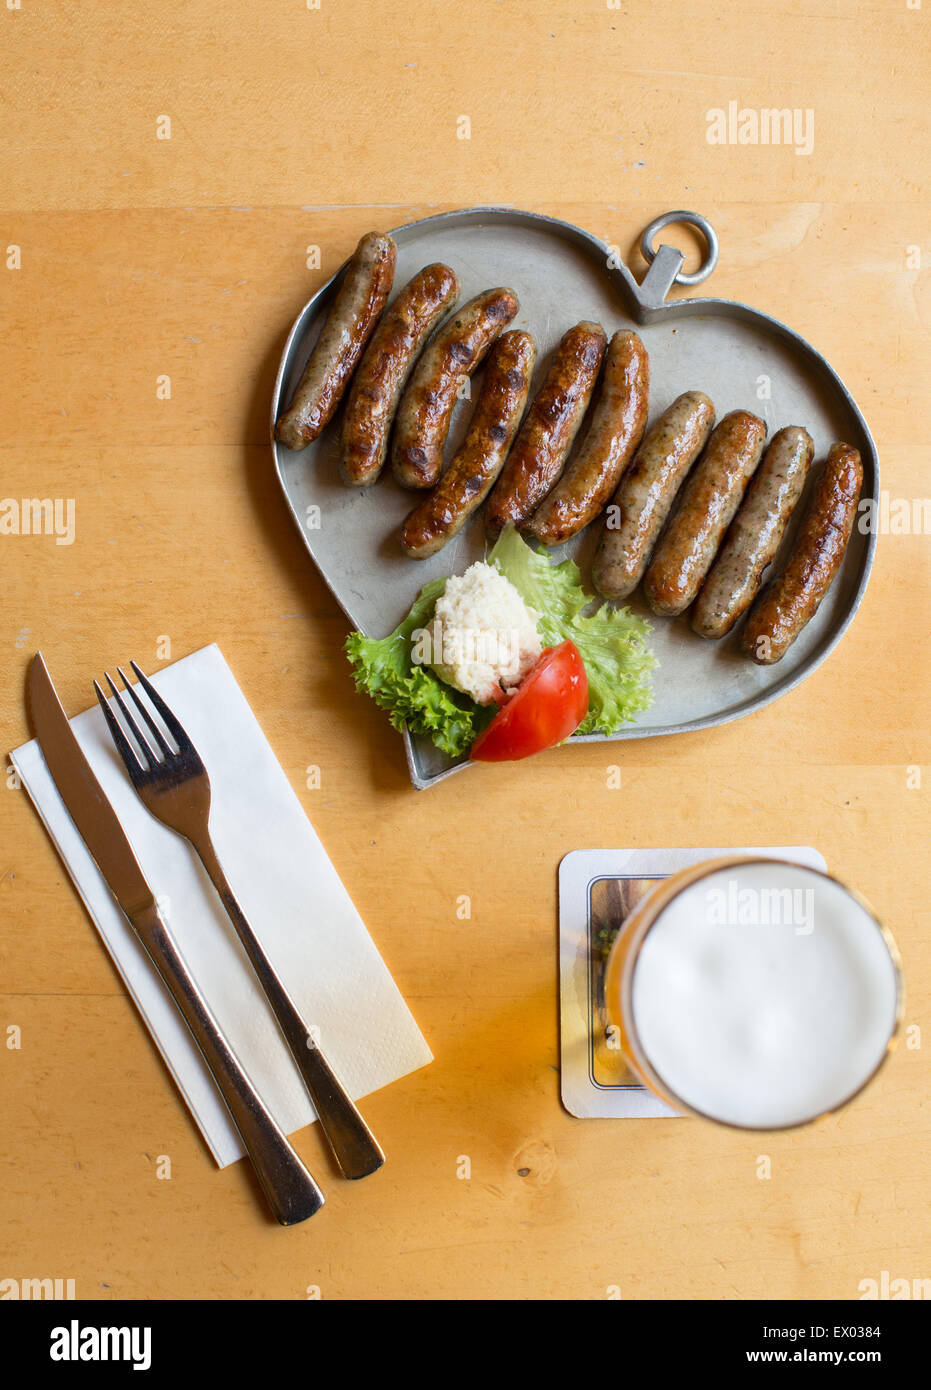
[558,846,827,1119]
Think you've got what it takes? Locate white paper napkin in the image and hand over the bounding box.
[11,643,433,1167]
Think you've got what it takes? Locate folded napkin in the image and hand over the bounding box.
[11,644,432,1167]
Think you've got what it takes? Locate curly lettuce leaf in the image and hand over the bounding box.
[345,528,655,755]
[488,526,656,735]
[344,579,493,758]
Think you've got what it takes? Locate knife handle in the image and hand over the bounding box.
[131,902,325,1226]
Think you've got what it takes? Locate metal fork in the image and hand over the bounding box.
[95,661,385,1180]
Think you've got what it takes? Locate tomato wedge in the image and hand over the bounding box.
[470,640,589,762]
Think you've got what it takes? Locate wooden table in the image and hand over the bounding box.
[2,1,928,1301]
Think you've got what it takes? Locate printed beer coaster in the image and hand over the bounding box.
[558,846,826,1119]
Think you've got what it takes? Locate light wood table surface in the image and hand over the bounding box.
[1,1,928,1301]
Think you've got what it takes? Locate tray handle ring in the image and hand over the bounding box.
[633,210,719,310]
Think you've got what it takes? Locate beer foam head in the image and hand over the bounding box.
[630,862,899,1128]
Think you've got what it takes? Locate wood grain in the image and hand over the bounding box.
[1,0,928,1301]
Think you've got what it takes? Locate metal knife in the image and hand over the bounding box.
[27,652,325,1226]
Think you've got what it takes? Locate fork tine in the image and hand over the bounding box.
[118,666,173,757]
[104,672,157,769]
[94,678,146,777]
[129,661,190,750]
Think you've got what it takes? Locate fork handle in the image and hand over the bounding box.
[130,902,326,1225]
[192,833,386,1181]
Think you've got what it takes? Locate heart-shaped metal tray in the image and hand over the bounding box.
[270,208,877,789]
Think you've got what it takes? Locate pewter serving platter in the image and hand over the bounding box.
[270,208,877,790]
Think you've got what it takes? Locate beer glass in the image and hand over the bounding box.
[602,856,902,1129]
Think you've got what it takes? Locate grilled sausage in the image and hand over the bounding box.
[527,330,650,547]
[339,263,460,486]
[392,288,520,489]
[742,442,863,664]
[275,231,397,450]
[642,410,767,616]
[691,426,814,639]
[484,321,607,539]
[399,331,536,559]
[591,391,715,601]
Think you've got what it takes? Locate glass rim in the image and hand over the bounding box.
[610,855,904,1133]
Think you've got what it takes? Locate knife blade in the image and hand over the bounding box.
[26,652,325,1225]
[28,653,155,916]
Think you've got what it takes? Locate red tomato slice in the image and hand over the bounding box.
[470,641,589,762]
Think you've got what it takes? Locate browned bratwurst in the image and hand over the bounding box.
[527,330,649,547]
[399,331,536,559]
[591,391,715,601]
[275,231,396,450]
[642,410,767,616]
[691,425,814,639]
[742,442,863,664]
[484,321,607,539]
[339,263,460,486]
[391,288,520,489]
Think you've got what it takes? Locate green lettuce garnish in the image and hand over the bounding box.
[344,528,655,756]
[487,527,656,736]
[343,578,494,757]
